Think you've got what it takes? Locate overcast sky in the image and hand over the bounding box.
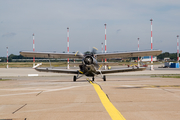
[1,0,180,56]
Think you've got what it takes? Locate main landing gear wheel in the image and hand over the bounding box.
[92,77,94,81]
[103,75,106,81]
[73,76,76,82]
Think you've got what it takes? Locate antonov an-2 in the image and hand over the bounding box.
[20,49,162,81]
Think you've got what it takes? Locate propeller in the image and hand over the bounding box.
[75,47,98,59]
[83,47,98,65]
[75,51,84,58]
[84,56,93,65]
[83,47,98,56]
[92,47,98,55]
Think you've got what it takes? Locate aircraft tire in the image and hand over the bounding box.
[103,75,106,81]
[92,77,94,81]
[73,76,76,82]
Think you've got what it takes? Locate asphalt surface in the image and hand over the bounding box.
[0,67,180,120]
[0,65,180,77]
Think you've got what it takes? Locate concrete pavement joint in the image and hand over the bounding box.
[12,104,27,114]
[36,91,43,96]
[0,86,82,97]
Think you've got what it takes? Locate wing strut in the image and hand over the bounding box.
[97,70,103,78]
[49,59,52,68]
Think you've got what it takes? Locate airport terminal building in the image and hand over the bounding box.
[141,56,157,62]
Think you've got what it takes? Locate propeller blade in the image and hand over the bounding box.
[75,51,84,58]
[92,47,98,55]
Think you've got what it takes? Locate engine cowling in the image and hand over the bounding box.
[83,56,93,65]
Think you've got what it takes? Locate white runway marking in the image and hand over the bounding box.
[0,86,81,97]
[28,74,39,76]
[121,85,134,87]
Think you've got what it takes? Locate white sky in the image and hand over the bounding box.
[1,0,180,56]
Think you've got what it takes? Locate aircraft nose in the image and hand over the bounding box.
[88,67,91,70]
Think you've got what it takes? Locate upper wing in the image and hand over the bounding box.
[95,50,162,59]
[96,67,146,74]
[20,51,82,59]
[35,67,78,74]
[20,50,162,59]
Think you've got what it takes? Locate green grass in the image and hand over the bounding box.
[162,76,180,78]
[151,75,180,78]
[0,79,11,81]
[0,62,67,68]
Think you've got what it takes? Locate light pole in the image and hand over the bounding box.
[33,33,35,67]
[150,19,154,70]
[177,35,179,63]
[67,27,70,69]
[104,24,107,69]
[138,38,140,67]
[6,47,8,68]
[101,42,103,62]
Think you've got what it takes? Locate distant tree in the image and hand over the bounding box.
[0,58,6,62]
[84,51,91,55]
[157,52,178,61]
[164,52,170,57]
[9,54,15,59]
[157,52,170,60]
[8,57,12,62]
[131,57,138,60]
[170,53,177,60]
[17,55,24,59]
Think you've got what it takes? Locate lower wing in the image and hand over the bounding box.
[35,67,146,75]
[96,67,146,74]
[35,68,78,74]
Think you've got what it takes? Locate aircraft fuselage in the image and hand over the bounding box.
[79,55,99,77]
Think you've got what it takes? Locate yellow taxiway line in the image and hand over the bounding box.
[87,79,126,120]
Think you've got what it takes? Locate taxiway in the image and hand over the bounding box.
[0,67,180,120]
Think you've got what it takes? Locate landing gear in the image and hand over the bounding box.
[103,75,106,81]
[92,77,94,81]
[73,76,76,82]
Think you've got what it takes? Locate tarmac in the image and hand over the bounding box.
[0,65,180,77]
[0,66,180,120]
